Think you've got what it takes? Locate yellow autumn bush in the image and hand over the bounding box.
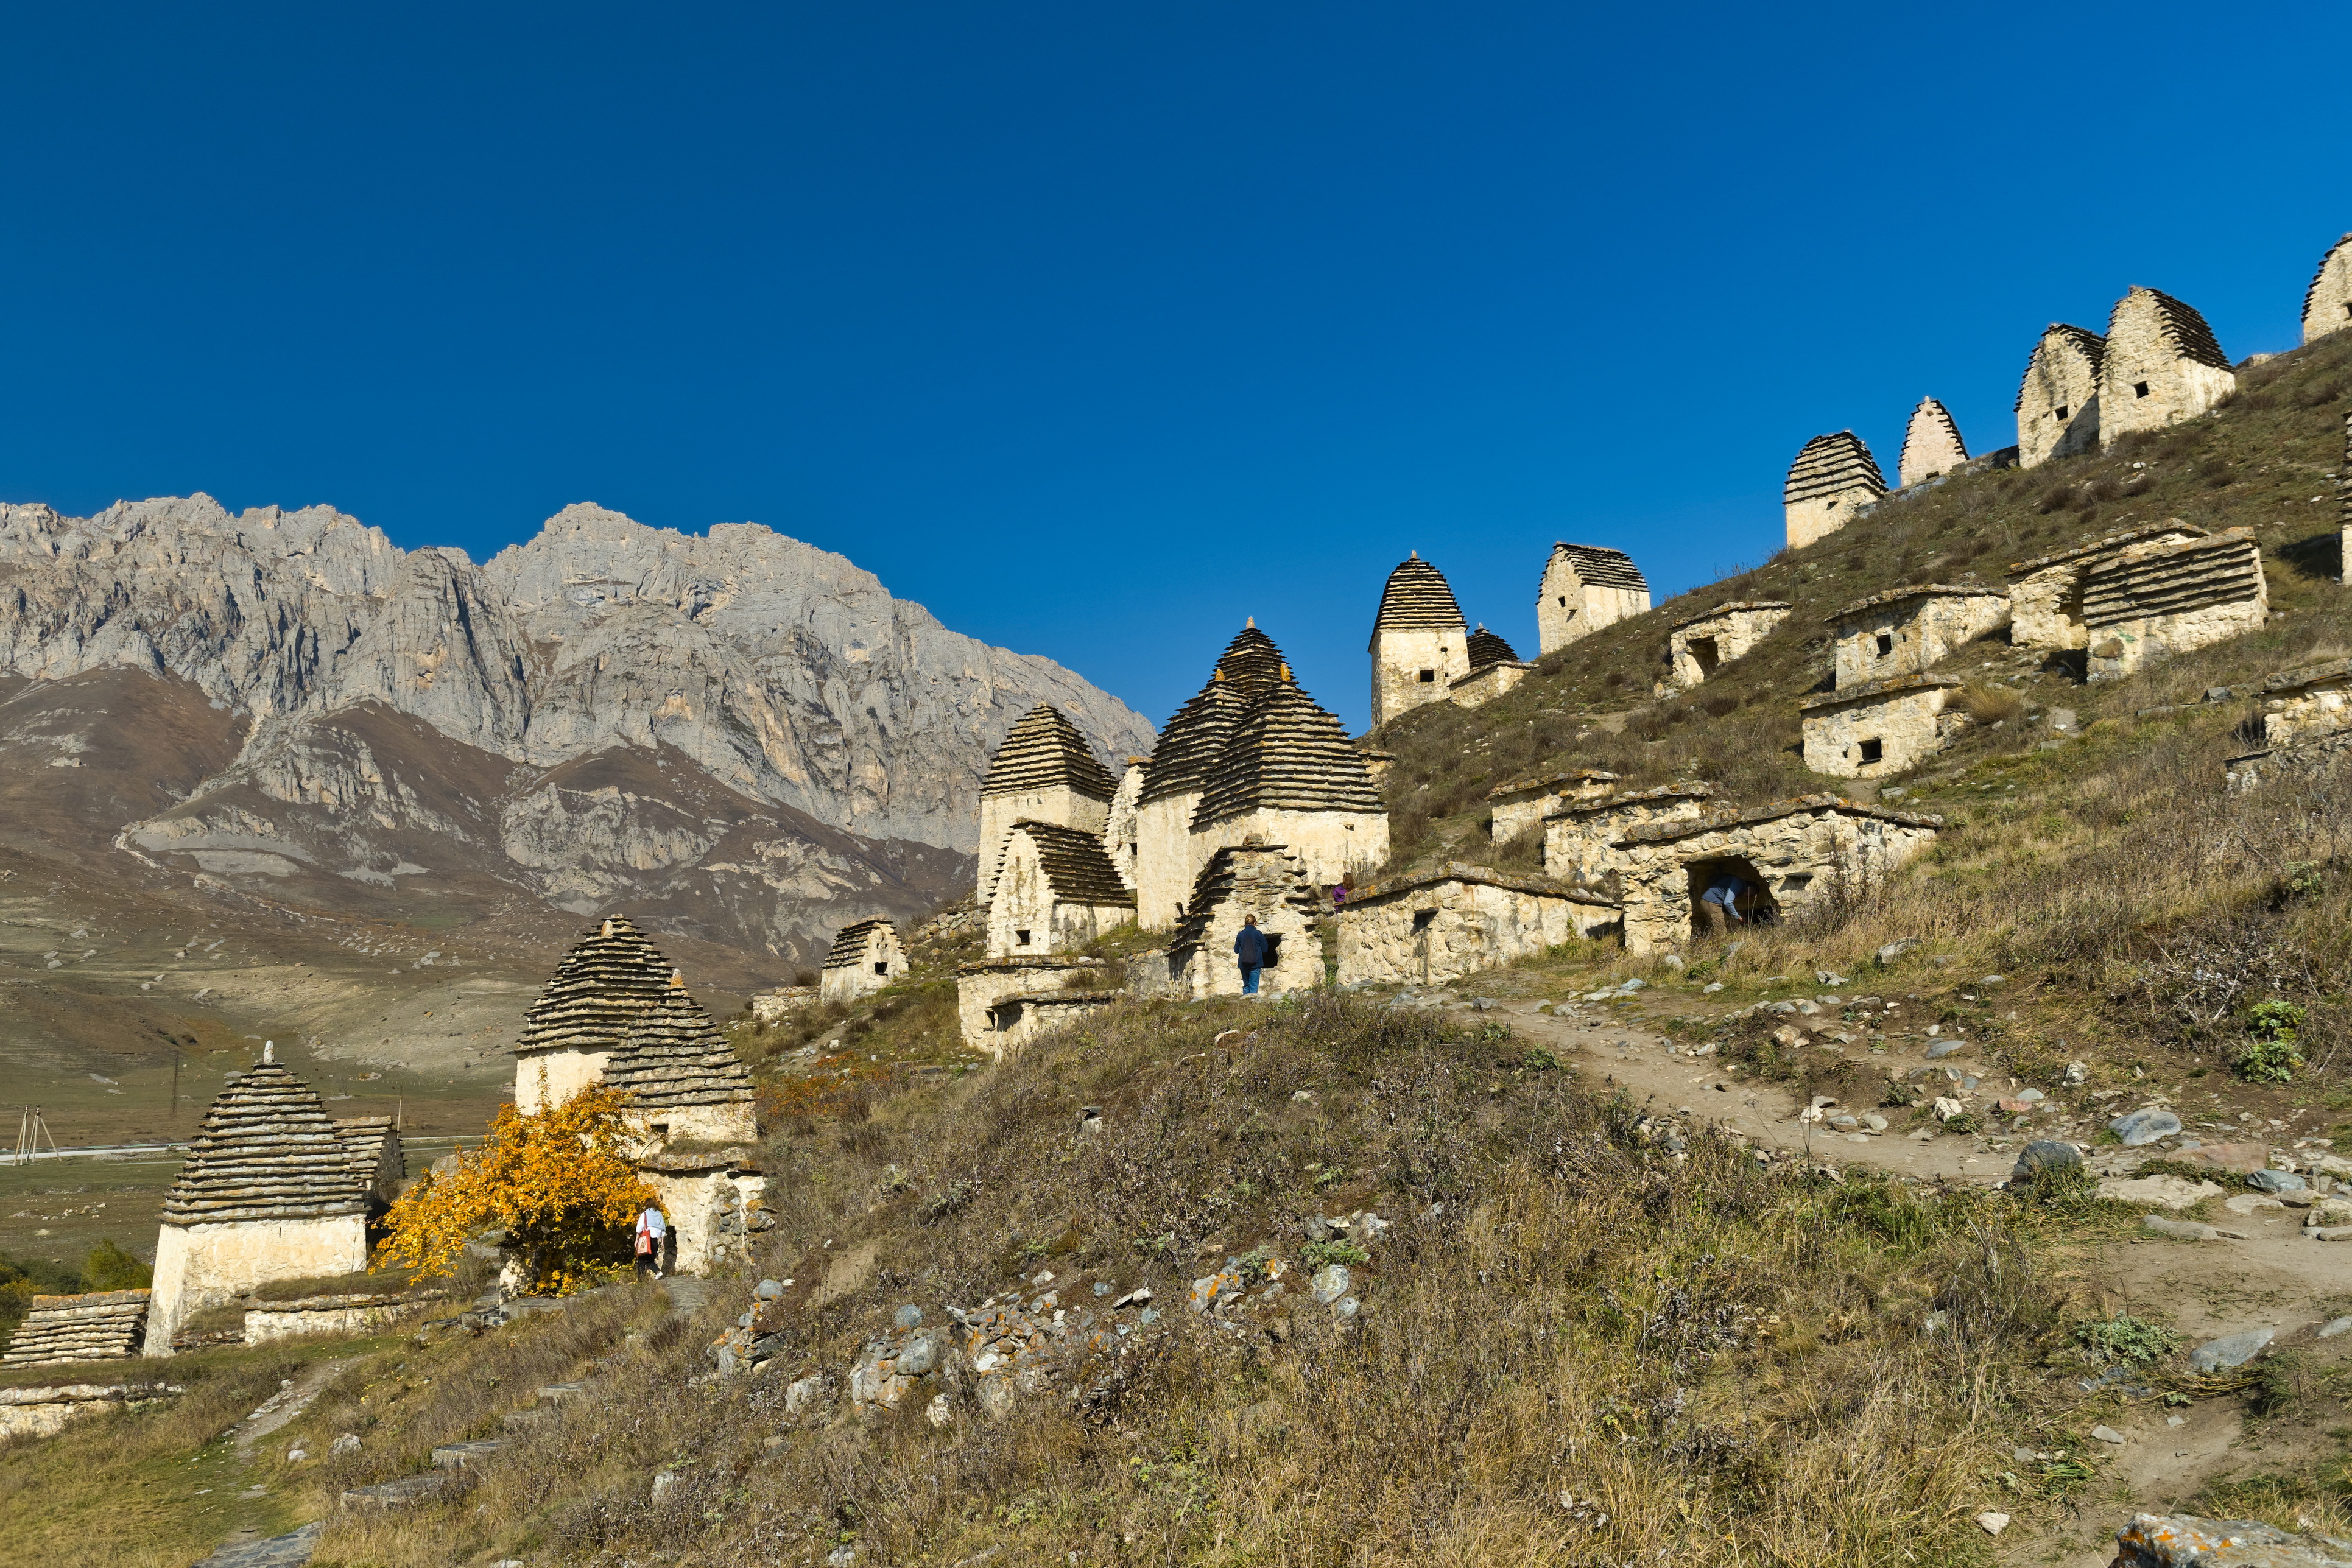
[374,1080,653,1295]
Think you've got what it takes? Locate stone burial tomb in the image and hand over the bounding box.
[1156,843,1325,1000]
[2015,323,2107,468]
[1101,754,1147,893]
[2083,527,2267,681]
[505,915,767,1276]
[2341,411,2351,588]
[1188,665,1387,890]
[1368,552,1469,728]
[1541,782,1717,890]
[1783,432,1887,550]
[976,703,1119,904]
[1448,625,1531,710]
[1335,863,1621,987]
[1535,543,1650,656]
[1825,584,2010,689]
[1604,796,1943,955]
[985,821,1135,958]
[144,1046,375,1355]
[953,954,1113,1056]
[1667,601,1791,687]
[1485,767,1619,843]
[2,1289,150,1367]
[821,917,907,1004]
[2007,521,2209,650]
[2306,234,2352,345]
[2223,655,2352,794]
[2097,286,2236,448]
[1896,397,1969,488]
[1800,673,1966,778]
[1135,622,1291,929]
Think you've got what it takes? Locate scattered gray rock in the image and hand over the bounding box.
[2110,1109,2184,1147]
[2248,1169,2307,1193]
[1979,975,2006,988]
[191,1523,324,1568]
[1925,1041,1966,1060]
[893,1304,923,1329]
[650,1470,678,1502]
[2141,1215,2238,1242]
[2320,1317,2352,1339]
[329,1433,361,1455]
[2104,1176,2222,1211]
[1874,939,1920,965]
[2189,1329,2274,1373]
[2012,1139,2083,1184]
[2111,1511,2352,1567]
[755,1279,784,1300]
[1311,1265,1352,1306]
[2091,1425,2126,1445]
[2065,1061,2089,1086]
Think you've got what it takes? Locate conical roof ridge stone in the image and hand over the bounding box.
[1371,554,1467,641]
[602,988,755,1113]
[1192,678,1384,828]
[823,918,898,971]
[1545,543,1649,594]
[1138,627,1297,809]
[2013,323,2107,413]
[1214,625,1288,689]
[1897,397,1968,485]
[1783,432,1886,505]
[2116,286,2230,371]
[979,705,1118,801]
[511,914,678,1059]
[161,1060,368,1226]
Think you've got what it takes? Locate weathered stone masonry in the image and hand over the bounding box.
[2007,521,2208,650]
[976,705,1118,904]
[1897,397,1968,487]
[821,918,906,1003]
[985,820,1136,958]
[1487,767,1618,843]
[2098,286,2235,449]
[1368,553,1468,728]
[1535,544,1650,656]
[1784,432,1885,550]
[1800,673,1964,778]
[2305,235,2352,346]
[1825,584,2009,689]
[2083,527,2266,681]
[1337,864,1621,986]
[1669,602,1791,687]
[2015,323,2106,468]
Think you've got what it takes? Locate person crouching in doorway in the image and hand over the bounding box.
[1699,874,1750,940]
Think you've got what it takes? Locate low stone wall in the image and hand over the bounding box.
[1338,865,1621,985]
[2260,658,2352,747]
[1828,586,2009,688]
[750,986,817,1024]
[0,1380,180,1441]
[1447,661,1529,710]
[2006,522,2206,649]
[2084,529,2266,682]
[1799,676,1963,778]
[1669,603,1790,687]
[982,991,1120,1055]
[242,1289,452,1345]
[1486,769,1616,843]
[2225,731,2352,795]
[956,957,1109,1052]
[1543,784,1714,886]
[2,1289,149,1366]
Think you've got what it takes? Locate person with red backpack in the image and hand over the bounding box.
[634,1203,668,1280]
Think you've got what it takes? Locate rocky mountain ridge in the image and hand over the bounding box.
[0,494,1153,963]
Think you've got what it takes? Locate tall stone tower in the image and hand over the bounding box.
[2304,235,2352,346]
[1191,668,1388,887]
[2015,324,2107,468]
[1535,544,1650,655]
[1368,552,1468,728]
[1896,398,1968,488]
[2099,286,2235,448]
[1132,624,1284,929]
[976,705,1118,902]
[1783,433,1886,550]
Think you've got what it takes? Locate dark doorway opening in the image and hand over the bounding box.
[1683,856,1781,941]
[1688,636,1720,678]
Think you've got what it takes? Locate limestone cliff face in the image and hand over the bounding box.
[0,496,1151,851]
[0,494,1150,962]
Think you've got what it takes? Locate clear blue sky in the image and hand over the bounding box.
[3,2,2347,733]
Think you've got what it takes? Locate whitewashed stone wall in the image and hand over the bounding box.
[1829,591,2009,689]
[1542,785,1714,887]
[956,957,1108,1050]
[514,1047,613,1115]
[145,1214,368,1355]
[985,828,1133,958]
[1170,849,1324,1000]
[750,986,817,1024]
[1488,770,1617,842]
[981,991,1118,1055]
[1669,603,1790,687]
[2016,325,2105,468]
[1370,627,1465,729]
[244,1289,448,1345]
[0,1383,178,1441]
[1102,762,1144,890]
[1610,802,1942,955]
[1800,678,1962,778]
[1447,661,1529,710]
[2009,524,2205,650]
[2226,730,2352,795]
[2099,287,2236,447]
[1132,795,1201,933]
[2264,668,2352,746]
[639,1166,766,1275]
[821,923,905,1004]
[1337,868,1619,986]
[2305,236,2352,345]
[978,786,1108,902]
[1194,807,1387,888]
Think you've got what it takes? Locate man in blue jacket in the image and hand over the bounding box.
[1234,915,1269,996]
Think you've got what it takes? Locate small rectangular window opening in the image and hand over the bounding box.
[2054,405,2068,420]
[1873,632,1893,657]
[873,962,888,976]
[1418,669,1435,683]
[1858,738,1884,765]
[1557,596,1568,607]
[1410,909,1437,933]
[2133,381,2151,398]
[1015,928,1032,946]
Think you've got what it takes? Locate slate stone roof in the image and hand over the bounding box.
[2,1289,150,1366]
[511,915,678,1060]
[1783,432,1887,506]
[331,1117,403,1194]
[823,918,898,971]
[1798,673,1965,712]
[2082,528,2262,629]
[2116,286,2231,371]
[1191,678,1385,828]
[1613,794,1944,846]
[1669,600,1792,631]
[1371,553,1468,641]
[1166,845,1322,969]
[161,1060,370,1228]
[1547,781,1716,823]
[1825,582,2008,624]
[2261,656,2352,695]
[2307,236,2352,323]
[1545,543,1649,593]
[1487,767,1618,802]
[1465,627,1519,672]
[2008,519,2208,577]
[1004,821,1136,909]
[2013,323,2108,412]
[980,705,1118,802]
[1138,626,1291,809]
[1345,862,1621,910]
[601,986,755,1113]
